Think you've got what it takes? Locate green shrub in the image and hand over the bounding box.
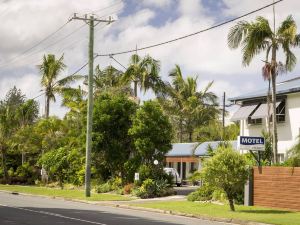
[111,177,122,190]
[8,168,14,177]
[95,182,113,193]
[187,185,214,201]
[212,189,227,202]
[136,178,156,198]
[136,178,174,199]
[188,171,202,185]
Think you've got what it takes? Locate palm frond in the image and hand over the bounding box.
[227,20,250,49]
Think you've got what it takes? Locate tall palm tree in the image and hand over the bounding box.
[159,65,219,142]
[121,54,163,98]
[39,54,81,118]
[15,99,39,164]
[227,15,300,163]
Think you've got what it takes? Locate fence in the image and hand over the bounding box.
[251,166,300,211]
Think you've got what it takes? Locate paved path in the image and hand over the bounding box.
[0,192,231,225]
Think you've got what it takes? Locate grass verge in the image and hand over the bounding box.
[0,184,133,201]
[130,201,300,225]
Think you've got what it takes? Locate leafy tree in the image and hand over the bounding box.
[228,15,300,163]
[195,122,240,142]
[38,54,81,118]
[0,87,25,183]
[286,135,300,167]
[38,147,69,189]
[121,54,163,98]
[201,145,249,211]
[159,65,219,142]
[129,101,173,167]
[92,94,137,181]
[91,65,132,95]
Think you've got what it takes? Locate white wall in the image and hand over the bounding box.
[239,92,300,155]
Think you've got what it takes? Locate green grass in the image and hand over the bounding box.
[0,185,133,201]
[130,201,300,225]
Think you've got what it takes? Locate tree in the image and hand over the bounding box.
[201,145,249,211]
[14,99,39,164]
[159,65,219,142]
[38,147,69,189]
[228,15,300,163]
[121,54,163,98]
[39,54,81,118]
[286,135,300,167]
[195,122,240,143]
[0,87,25,183]
[129,101,173,167]
[92,94,137,181]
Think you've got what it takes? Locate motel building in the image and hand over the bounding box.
[229,77,300,162]
[165,141,237,180]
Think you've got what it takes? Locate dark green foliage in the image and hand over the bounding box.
[129,101,172,165]
[92,94,137,182]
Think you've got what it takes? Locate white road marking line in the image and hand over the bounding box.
[0,204,106,225]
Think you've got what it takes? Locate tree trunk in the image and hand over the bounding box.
[45,94,50,118]
[189,130,193,142]
[1,148,8,183]
[271,46,278,164]
[229,198,235,211]
[267,80,271,136]
[134,81,138,98]
[179,118,183,143]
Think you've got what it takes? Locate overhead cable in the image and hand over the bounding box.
[96,0,283,57]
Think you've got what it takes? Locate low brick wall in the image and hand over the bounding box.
[253,166,300,211]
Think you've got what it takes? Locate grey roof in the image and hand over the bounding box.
[166,141,237,157]
[229,77,300,102]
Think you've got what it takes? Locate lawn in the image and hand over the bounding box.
[0,185,133,201]
[130,201,300,225]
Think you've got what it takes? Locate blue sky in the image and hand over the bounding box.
[0,0,300,119]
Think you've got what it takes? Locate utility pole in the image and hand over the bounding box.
[222,92,226,139]
[71,13,114,197]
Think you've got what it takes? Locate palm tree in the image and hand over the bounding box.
[121,54,163,98]
[39,54,81,118]
[15,99,39,164]
[159,65,219,142]
[227,15,300,163]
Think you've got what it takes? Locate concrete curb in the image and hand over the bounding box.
[0,190,271,225]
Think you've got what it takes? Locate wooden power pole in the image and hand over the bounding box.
[71,13,114,197]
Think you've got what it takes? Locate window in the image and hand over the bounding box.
[276,154,285,163]
[247,117,262,125]
[190,162,195,173]
[276,101,286,122]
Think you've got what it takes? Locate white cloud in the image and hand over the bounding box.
[141,0,172,8]
[1,0,300,119]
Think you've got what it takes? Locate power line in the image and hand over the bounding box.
[109,55,127,70]
[31,59,92,100]
[96,0,283,57]
[0,19,72,67]
[24,24,87,59]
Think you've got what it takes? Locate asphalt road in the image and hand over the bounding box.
[0,192,231,225]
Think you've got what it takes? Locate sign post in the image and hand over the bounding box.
[238,136,265,207]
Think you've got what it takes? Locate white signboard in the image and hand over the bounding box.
[134,173,139,181]
[237,136,265,151]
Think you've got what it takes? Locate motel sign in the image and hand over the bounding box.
[237,136,265,151]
